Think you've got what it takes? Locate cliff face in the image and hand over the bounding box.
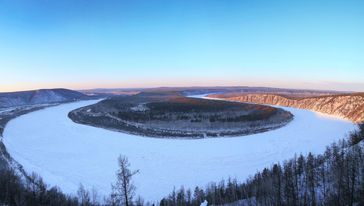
[211,93,364,124]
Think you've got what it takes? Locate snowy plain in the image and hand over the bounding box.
[3,97,356,203]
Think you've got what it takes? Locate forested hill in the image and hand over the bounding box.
[0,88,92,108]
[68,92,293,138]
[160,123,364,206]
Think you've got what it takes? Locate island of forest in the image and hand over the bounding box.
[68,91,293,138]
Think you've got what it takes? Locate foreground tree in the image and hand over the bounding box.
[110,155,139,206]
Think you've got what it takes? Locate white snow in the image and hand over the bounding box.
[130,103,149,112]
[2,98,355,203]
[200,200,208,206]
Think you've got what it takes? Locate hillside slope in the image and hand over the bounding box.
[0,88,91,108]
[208,93,364,123]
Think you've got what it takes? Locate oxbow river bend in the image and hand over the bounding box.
[3,96,356,202]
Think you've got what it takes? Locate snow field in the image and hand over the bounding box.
[3,99,355,203]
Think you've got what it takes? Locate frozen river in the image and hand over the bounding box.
[3,98,355,203]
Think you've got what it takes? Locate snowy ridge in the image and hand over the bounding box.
[0,88,90,108]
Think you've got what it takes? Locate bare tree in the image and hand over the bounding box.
[77,183,91,206]
[111,155,139,206]
[135,195,144,206]
[91,186,99,206]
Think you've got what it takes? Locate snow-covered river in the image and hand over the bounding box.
[3,98,355,202]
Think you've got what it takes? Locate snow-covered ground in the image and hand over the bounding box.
[2,98,355,203]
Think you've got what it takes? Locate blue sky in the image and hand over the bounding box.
[0,0,363,92]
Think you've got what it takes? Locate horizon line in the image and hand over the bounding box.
[0,85,357,94]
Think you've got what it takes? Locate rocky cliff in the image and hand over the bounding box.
[209,93,364,124]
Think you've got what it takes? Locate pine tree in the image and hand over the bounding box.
[111,155,139,206]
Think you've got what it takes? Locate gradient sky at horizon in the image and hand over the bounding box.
[0,0,363,92]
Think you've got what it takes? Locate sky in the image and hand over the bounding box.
[0,0,363,92]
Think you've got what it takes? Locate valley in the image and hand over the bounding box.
[2,94,355,202]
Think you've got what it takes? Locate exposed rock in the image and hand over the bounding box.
[209,93,364,124]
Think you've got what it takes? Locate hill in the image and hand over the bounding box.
[0,88,92,108]
[68,91,293,138]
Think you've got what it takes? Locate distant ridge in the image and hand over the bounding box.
[0,88,91,108]
[81,86,348,96]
